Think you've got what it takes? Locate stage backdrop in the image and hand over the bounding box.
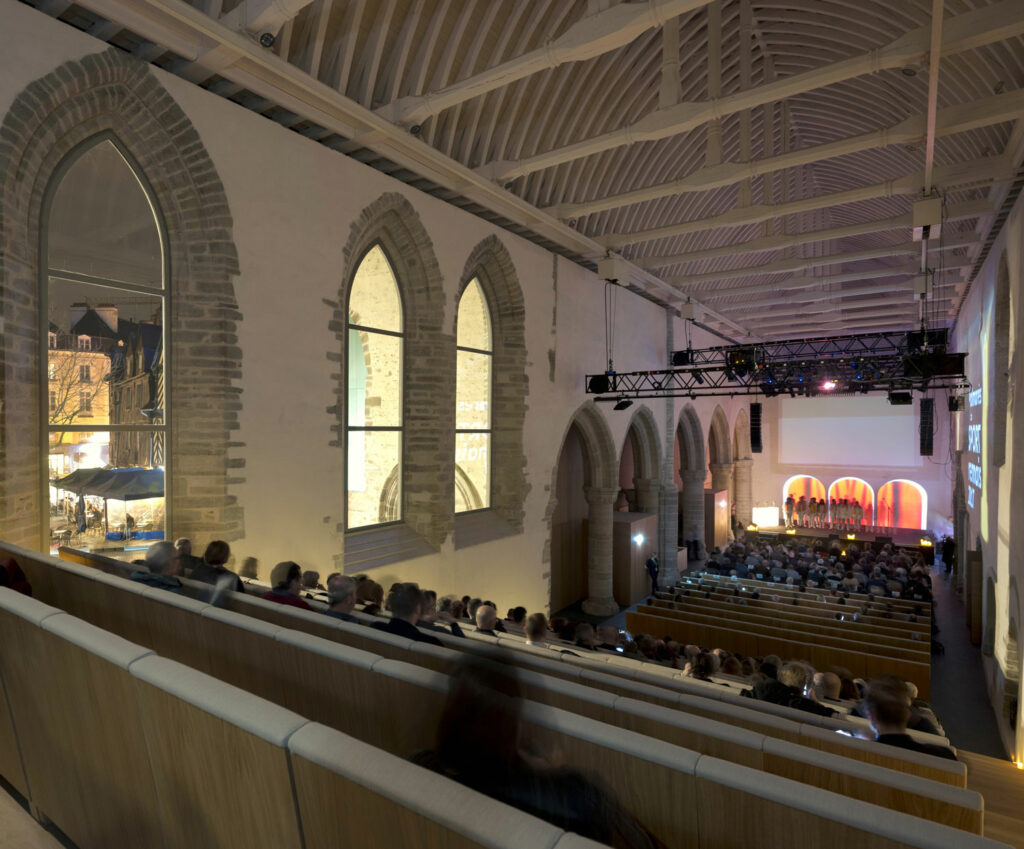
[828,477,874,527]
[783,475,826,505]
[876,479,927,530]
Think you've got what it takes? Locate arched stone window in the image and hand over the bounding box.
[43,134,168,550]
[346,244,404,530]
[455,278,492,512]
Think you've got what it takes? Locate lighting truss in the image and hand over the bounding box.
[587,330,969,401]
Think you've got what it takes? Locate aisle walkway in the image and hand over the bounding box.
[929,564,1007,759]
[0,784,64,849]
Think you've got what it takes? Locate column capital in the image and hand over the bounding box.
[583,485,619,506]
[680,469,706,484]
[733,457,753,468]
[708,462,733,474]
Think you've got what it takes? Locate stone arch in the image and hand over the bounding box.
[993,252,1011,468]
[548,401,619,616]
[0,48,243,548]
[457,235,529,530]
[708,405,732,465]
[676,403,706,472]
[676,403,707,551]
[618,404,661,514]
[333,192,449,550]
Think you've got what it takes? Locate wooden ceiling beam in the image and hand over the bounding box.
[602,156,1011,249]
[482,0,1024,182]
[546,88,1024,220]
[375,0,714,126]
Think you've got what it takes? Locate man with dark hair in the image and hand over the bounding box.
[261,561,314,610]
[645,553,659,595]
[748,662,836,716]
[524,612,549,647]
[865,683,957,760]
[174,537,204,577]
[373,582,443,645]
[189,539,244,594]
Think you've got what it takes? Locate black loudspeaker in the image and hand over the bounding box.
[750,402,763,453]
[920,397,934,456]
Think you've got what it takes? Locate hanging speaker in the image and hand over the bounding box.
[750,402,763,453]
[920,397,934,456]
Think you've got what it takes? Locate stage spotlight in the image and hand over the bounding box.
[588,374,612,394]
[671,349,692,367]
[613,397,633,411]
[822,380,837,391]
[746,523,758,532]
[693,370,705,385]
[724,368,737,381]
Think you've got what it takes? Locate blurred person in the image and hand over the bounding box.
[418,589,465,638]
[504,606,527,634]
[864,683,956,760]
[413,656,665,849]
[323,575,357,622]
[373,582,443,646]
[0,557,32,596]
[239,556,259,581]
[174,537,204,577]
[301,570,324,591]
[131,541,184,594]
[261,561,314,610]
[595,626,620,652]
[356,578,385,615]
[474,604,501,636]
[683,652,716,681]
[748,662,836,717]
[811,671,842,702]
[190,540,244,594]
[525,613,549,647]
[573,622,598,650]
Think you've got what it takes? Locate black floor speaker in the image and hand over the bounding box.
[750,402,762,453]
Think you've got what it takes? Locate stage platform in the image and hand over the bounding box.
[749,524,932,552]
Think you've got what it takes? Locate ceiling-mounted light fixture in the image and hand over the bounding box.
[613,397,633,411]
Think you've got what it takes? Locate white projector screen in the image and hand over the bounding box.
[778,396,918,467]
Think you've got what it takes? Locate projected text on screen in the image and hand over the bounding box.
[966,387,982,509]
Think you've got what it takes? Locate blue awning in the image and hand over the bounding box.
[54,467,163,501]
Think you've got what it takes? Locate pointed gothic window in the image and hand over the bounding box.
[455,278,492,512]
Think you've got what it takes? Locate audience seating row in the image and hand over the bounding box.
[0,548,1008,847]
[0,588,604,849]
[51,544,954,773]
[627,607,932,698]
[687,573,932,620]
[659,588,930,644]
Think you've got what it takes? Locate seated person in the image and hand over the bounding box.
[573,622,599,650]
[748,663,836,717]
[261,561,314,610]
[354,576,384,615]
[419,589,465,638]
[864,682,956,760]
[0,557,32,596]
[811,671,842,702]
[372,582,443,646]
[239,556,259,581]
[189,540,244,594]
[595,625,621,652]
[323,574,357,622]
[504,606,527,634]
[302,570,324,592]
[130,541,184,594]
[174,538,205,577]
[524,612,550,647]
[474,603,501,637]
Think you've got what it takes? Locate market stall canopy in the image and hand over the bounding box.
[53,467,163,501]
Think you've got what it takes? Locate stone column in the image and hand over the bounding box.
[680,469,706,550]
[658,482,680,584]
[633,477,660,514]
[582,486,619,616]
[709,462,732,496]
[733,458,753,524]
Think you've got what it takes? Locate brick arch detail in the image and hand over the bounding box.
[333,192,451,547]
[0,48,243,548]
[457,234,529,531]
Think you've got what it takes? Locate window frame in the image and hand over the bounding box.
[38,132,172,549]
[343,241,406,533]
[454,277,494,514]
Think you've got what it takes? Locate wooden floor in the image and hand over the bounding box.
[961,750,1024,848]
[0,787,62,849]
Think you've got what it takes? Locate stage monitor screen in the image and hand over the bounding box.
[779,396,918,467]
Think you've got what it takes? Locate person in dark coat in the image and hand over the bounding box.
[645,553,659,595]
[0,558,32,596]
[189,540,244,594]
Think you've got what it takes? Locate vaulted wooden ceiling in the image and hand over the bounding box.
[28,0,1024,341]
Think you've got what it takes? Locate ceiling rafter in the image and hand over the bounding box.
[375,0,714,126]
[602,155,1012,249]
[546,88,1024,220]
[480,1,1024,183]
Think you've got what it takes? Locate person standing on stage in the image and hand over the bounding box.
[807,497,817,529]
[785,494,796,528]
[795,495,807,528]
[829,498,837,529]
[853,500,864,529]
